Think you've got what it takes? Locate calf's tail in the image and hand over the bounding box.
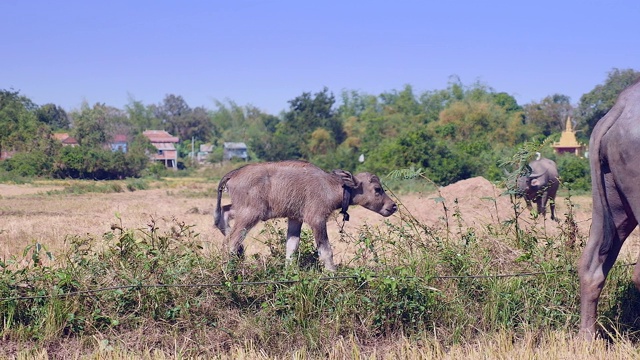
[214,171,235,235]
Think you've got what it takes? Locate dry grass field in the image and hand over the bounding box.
[3,176,639,266]
[2,176,640,358]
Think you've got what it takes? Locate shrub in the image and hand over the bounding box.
[52,145,150,180]
[0,150,52,177]
[556,154,590,191]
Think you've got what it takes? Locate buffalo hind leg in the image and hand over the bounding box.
[221,204,234,235]
[578,223,617,339]
[285,219,303,265]
[226,214,260,258]
[578,194,636,339]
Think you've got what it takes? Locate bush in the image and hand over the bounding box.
[142,162,168,179]
[53,146,149,180]
[207,147,224,163]
[125,178,149,191]
[0,151,52,177]
[556,154,590,191]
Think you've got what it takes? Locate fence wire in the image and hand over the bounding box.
[0,262,636,303]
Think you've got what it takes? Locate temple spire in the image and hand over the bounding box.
[552,116,584,156]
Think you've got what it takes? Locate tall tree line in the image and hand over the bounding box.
[1,68,638,184]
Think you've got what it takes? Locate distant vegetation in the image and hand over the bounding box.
[1,68,639,188]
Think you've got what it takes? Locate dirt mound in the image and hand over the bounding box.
[399,176,514,229]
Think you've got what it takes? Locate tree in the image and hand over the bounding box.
[337,91,386,158]
[125,98,162,133]
[0,89,45,156]
[37,103,70,130]
[418,88,454,124]
[210,100,250,144]
[523,94,574,137]
[434,99,530,145]
[363,126,476,185]
[156,94,190,120]
[278,87,344,159]
[379,84,422,117]
[244,108,280,161]
[308,128,335,156]
[576,68,640,137]
[338,90,380,118]
[71,102,126,147]
[209,101,279,161]
[154,94,191,138]
[492,92,522,113]
[173,106,213,141]
[153,95,213,141]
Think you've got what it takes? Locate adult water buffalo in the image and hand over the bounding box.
[578,79,640,339]
[516,156,560,220]
[214,160,398,271]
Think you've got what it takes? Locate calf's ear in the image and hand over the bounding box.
[332,169,358,188]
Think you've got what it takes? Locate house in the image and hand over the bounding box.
[0,150,16,160]
[110,134,128,153]
[142,130,180,170]
[223,142,248,161]
[197,143,214,163]
[53,133,79,147]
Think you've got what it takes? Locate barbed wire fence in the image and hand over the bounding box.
[1,262,636,303]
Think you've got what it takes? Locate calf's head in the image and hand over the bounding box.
[333,170,397,217]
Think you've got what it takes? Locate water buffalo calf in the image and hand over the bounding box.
[214,160,398,270]
[578,79,640,339]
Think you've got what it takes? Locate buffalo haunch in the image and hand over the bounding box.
[213,160,397,270]
[578,79,640,339]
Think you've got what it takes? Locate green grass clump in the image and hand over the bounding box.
[125,178,149,191]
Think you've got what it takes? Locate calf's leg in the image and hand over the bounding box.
[309,220,336,271]
[285,219,303,264]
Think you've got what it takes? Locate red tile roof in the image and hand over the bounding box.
[142,130,179,143]
[53,133,78,145]
[113,134,128,143]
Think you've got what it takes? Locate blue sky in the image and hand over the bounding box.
[2,0,638,115]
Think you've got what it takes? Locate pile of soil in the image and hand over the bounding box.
[402,176,515,229]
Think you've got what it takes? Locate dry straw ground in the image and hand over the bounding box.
[2,176,639,265]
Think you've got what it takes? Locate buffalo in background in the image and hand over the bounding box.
[516,155,560,221]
